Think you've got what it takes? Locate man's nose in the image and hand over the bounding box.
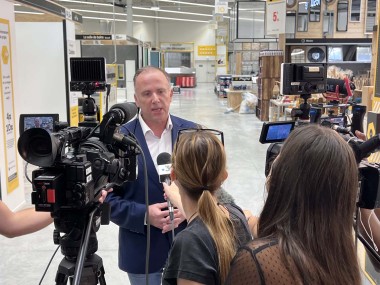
[152,93,160,103]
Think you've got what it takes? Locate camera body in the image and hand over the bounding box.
[281,63,326,95]
[18,126,137,216]
[31,149,118,213]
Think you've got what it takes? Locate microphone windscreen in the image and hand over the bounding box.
[157,152,171,183]
[110,102,138,124]
[326,78,355,96]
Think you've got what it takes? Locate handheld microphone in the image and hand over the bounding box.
[109,102,138,125]
[157,152,174,221]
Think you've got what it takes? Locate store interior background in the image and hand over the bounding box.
[1,0,380,283]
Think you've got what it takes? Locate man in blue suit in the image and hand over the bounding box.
[105,66,197,285]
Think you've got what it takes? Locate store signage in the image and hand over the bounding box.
[161,43,194,51]
[76,34,112,40]
[0,18,20,193]
[286,38,372,44]
[266,0,286,35]
[215,0,228,14]
[198,45,216,56]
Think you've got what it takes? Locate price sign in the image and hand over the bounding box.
[266,0,286,35]
[215,0,228,14]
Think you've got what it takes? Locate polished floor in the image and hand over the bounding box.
[0,83,373,284]
[0,83,268,285]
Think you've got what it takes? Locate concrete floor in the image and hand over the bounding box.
[0,83,374,284]
[0,83,268,285]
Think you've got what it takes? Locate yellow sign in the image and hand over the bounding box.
[0,18,19,193]
[198,45,216,56]
[70,105,79,127]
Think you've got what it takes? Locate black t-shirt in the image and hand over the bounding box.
[162,217,219,285]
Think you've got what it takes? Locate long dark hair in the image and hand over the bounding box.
[259,125,361,285]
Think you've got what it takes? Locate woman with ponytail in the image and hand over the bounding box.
[162,128,251,285]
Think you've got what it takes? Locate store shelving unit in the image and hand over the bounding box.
[256,51,284,121]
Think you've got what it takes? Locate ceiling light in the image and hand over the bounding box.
[71,9,210,23]
[82,16,143,23]
[58,0,112,7]
[133,7,211,17]
[157,0,215,8]
[151,6,160,10]
[15,11,44,15]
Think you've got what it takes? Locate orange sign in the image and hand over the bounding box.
[198,45,216,56]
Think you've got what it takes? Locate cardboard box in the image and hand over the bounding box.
[361,86,374,112]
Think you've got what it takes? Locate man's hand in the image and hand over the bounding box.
[148,202,170,229]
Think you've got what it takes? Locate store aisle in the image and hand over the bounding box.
[0,83,268,285]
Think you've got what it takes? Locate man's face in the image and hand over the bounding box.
[134,69,173,127]
[34,118,41,127]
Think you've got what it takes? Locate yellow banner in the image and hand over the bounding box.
[0,18,19,193]
[198,45,216,56]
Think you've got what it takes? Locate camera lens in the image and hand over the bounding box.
[29,135,52,157]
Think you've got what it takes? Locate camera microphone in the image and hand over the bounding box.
[109,102,138,125]
[326,78,355,96]
[113,132,138,146]
[157,152,174,221]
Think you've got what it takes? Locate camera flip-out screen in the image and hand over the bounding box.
[320,115,346,127]
[19,114,59,136]
[259,121,296,144]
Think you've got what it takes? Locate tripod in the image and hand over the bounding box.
[54,206,107,285]
[290,93,311,122]
[55,254,105,285]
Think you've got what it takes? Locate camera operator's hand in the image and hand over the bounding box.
[355,130,366,141]
[98,189,112,204]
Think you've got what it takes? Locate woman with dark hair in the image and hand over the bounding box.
[162,129,251,285]
[226,124,361,285]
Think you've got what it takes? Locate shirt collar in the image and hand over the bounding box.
[138,111,173,137]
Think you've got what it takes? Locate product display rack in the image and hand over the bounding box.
[256,51,283,121]
[215,74,232,97]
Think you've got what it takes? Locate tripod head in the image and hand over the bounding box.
[290,93,312,121]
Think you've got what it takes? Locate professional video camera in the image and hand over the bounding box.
[260,120,380,203]
[260,120,380,274]
[17,57,139,285]
[281,63,327,121]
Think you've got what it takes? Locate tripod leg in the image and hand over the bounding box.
[55,272,68,285]
[98,266,106,285]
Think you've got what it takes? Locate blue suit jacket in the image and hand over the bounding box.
[105,114,197,274]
